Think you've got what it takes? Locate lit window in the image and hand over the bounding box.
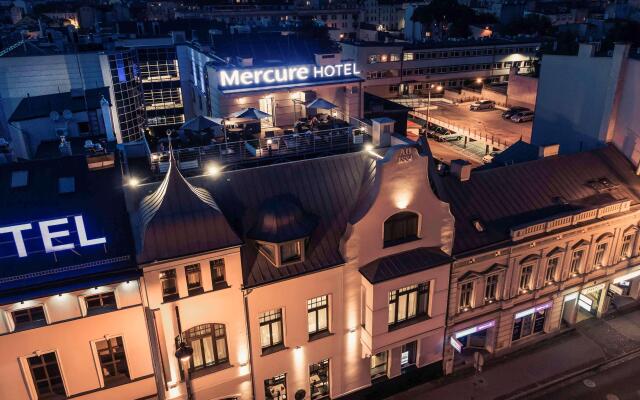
[259,309,284,352]
[210,259,227,289]
[570,250,584,275]
[388,283,430,326]
[593,242,607,266]
[96,337,130,387]
[370,351,388,380]
[185,264,203,295]
[160,269,178,302]
[308,295,329,337]
[484,275,498,302]
[178,324,228,372]
[265,373,287,400]
[383,212,419,247]
[459,282,473,310]
[621,233,634,258]
[545,257,559,283]
[519,265,533,291]
[512,309,547,341]
[309,359,330,400]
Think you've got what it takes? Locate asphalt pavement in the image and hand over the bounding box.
[529,355,640,400]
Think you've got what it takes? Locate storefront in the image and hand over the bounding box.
[609,269,640,309]
[511,301,551,343]
[561,283,606,325]
[450,320,496,368]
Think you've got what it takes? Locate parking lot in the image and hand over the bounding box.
[425,101,532,146]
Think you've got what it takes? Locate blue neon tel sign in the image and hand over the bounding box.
[0,215,106,258]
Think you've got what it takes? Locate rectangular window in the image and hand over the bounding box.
[484,275,498,301]
[27,352,66,399]
[183,323,228,371]
[12,306,46,330]
[390,53,400,62]
[594,243,607,266]
[265,373,287,400]
[519,265,533,291]
[280,241,301,263]
[621,233,634,258]
[545,257,559,283]
[259,309,284,351]
[96,337,130,387]
[160,269,179,302]
[210,259,227,289]
[570,250,584,275]
[308,295,329,337]
[388,282,429,326]
[512,310,547,341]
[370,351,388,380]
[459,282,473,310]
[400,341,417,371]
[403,52,414,61]
[185,264,203,295]
[309,359,330,400]
[85,291,117,315]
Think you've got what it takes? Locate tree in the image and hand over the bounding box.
[411,0,480,38]
[500,14,554,37]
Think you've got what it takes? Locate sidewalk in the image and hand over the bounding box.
[387,305,640,400]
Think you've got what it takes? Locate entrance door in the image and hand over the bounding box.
[259,97,274,127]
[561,293,578,326]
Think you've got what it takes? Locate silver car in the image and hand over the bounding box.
[511,110,534,123]
[470,100,495,111]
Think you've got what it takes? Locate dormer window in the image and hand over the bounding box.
[383,212,419,248]
[257,239,306,267]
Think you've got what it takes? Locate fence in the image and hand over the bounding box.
[149,126,367,174]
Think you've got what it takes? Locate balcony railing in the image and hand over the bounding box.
[149,126,369,174]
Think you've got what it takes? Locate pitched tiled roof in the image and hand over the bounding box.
[437,145,640,255]
[134,156,242,264]
[359,247,452,284]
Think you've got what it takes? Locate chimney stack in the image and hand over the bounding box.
[451,159,471,181]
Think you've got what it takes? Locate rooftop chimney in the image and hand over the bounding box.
[538,144,560,158]
[451,159,471,181]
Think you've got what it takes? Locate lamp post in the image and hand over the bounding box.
[175,341,194,400]
[426,84,443,131]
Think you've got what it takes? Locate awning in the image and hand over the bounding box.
[306,98,338,110]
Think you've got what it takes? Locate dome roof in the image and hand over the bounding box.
[248,195,316,243]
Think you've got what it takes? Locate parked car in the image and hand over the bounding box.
[434,131,462,142]
[501,106,529,119]
[482,151,500,164]
[470,100,495,111]
[511,110,535,123]
[427,126,449,138]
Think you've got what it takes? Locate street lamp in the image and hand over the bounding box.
[425,84,443,132]
[175,341,194,400]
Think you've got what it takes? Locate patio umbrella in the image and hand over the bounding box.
[306,98,338,110]
[180,115,223,131]
[228,107,271,120]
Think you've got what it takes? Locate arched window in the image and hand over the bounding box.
[383,212,419,247]
[176,323,229,372]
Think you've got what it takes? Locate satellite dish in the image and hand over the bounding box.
[62,109,73,120]
[49,111,60,121]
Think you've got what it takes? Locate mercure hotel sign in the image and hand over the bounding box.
[218,62,361,92]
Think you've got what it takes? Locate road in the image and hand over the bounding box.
[427,102,532,146]
[529,355,640,400]
[407,122,483,167]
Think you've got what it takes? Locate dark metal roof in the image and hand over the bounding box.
[129,151,378,287]
[359,247,452,284]
[9,87,111,122]
[436,145,640,255]
[134,155,242,264]
[248,195,317,243]
[0,156,137,300]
